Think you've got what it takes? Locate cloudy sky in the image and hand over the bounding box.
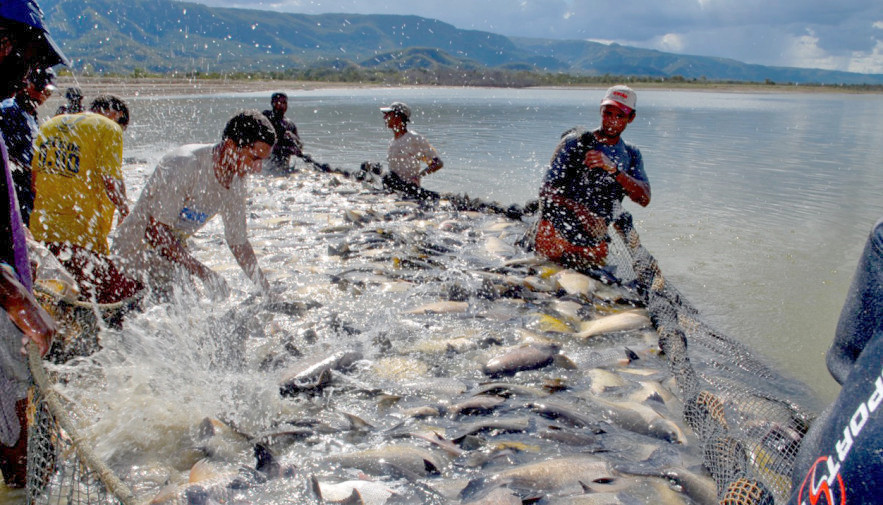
[190,0,883,74]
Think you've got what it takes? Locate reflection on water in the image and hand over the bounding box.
[119,87,883,402]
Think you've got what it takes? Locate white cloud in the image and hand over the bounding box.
[191,0,883,74]
[657,33,686,53]
[848,40,883,74]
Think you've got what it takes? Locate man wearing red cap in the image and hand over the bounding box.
[533,85,651,272]
[0,0,65,488]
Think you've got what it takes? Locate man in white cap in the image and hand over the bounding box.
[533,85,650,271]
[380,101,443,187]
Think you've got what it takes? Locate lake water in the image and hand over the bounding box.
[121,86,883,403]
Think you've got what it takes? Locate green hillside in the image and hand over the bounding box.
[39,0,883,85]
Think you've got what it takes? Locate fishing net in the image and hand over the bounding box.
[603,211,815,504]
[18,164,817,505]
[22,291,138,505]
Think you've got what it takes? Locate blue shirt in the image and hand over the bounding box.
[541,129,648,245]
[0,97,37,168]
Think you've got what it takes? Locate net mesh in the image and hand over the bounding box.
[604,212,815,504]
[20,176,816,505]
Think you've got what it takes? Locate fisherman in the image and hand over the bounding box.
[113,111,275,298]
[788,217,882,505]
[532,85,650,272]
[55,86,83,116]
[380,101,443,189]
[261,92,302,174]
[30,95,142,304]
[0,0,64,488]
[0,66,55,225]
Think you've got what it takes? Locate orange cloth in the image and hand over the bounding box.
[534,219,608,268]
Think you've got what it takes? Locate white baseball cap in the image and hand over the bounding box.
[380,101,411,120]
[600,85,636,114]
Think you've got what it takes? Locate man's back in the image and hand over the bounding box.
[30,112,123,254]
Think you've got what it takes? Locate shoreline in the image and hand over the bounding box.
[50,76,882,100]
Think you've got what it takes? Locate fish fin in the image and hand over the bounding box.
[624,347,640,362]
[343,412,374,431]
[644,392,665,404]
[309,475,324,501]
[254,443,280,478]
[553,354,578,370]
[579,480,593,493]
[339,489,365,505]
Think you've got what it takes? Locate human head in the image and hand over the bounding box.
[0,0,68,98]
[24,65,55,104]
[600,85,637,117]
[64,86,82,103]
[222,110,276,148]
[89,94,129,130]
[220,110,275,178]
[271,92,287,113]
[380,101,411,124]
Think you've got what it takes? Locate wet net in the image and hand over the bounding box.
[604,212,815,504]
[23,292,137,505]
[19,165,817,505]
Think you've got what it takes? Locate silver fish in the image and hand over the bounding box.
[278,350,362,396]
[483,344,560,376]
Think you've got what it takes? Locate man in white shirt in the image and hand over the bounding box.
[380,101,443,186]
[113,111,275,297]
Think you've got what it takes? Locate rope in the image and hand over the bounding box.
[27,344,138,505]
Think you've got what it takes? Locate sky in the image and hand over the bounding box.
[190,0,883,75]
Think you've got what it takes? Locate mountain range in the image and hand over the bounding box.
[40,0,883,85]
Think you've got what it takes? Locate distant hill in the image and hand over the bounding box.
[40,0,883,85]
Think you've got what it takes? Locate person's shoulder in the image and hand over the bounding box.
[618,137,641,152]
[162,143,211,162]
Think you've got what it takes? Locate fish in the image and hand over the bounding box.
[460,487,523,505]
[323,444,445,478]
[371,356,430,380]
[575,310,651,339]
[310,475,397,505]
[527,399,605,432]
[614,463,719,505]
[448,395,506,417]
[278,350,362,396]
[448,417,533,442]
[554,270,598,298]
[586,368,627,395]
[404,301,469,314]
[577,396,686,444]
[462,455,616,498]
[482,344,560,376]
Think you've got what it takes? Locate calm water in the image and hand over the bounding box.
[114,86,883,403]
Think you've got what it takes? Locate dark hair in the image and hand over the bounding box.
[223,110,276,148]
[65,87,82,100]
[271,92,287,102]
[89,94,129,128]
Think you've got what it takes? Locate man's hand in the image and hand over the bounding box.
[583,150,617,175]
[1,266,56,356]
